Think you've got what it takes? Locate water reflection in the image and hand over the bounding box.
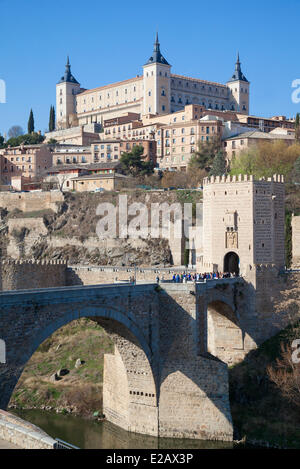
[13,409,233,449]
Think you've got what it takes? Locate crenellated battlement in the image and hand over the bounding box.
[0,258,67,291]
[203,174,285,185]
[1,259,67,266]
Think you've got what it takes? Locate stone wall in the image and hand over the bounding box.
[0,191,64,213]
[7,217,48,258]
[0,410,56,449]
[0,260,67,291]
[67,265,195,285]
[292,215,300,268]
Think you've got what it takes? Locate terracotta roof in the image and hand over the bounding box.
[77,76,143,96]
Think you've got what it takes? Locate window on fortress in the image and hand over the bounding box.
[161,90,166,96]
[148,91,151,96]
[162,105,165,111]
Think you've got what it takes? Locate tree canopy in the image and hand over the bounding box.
[230,140,300,180]
[120,145,154,176]
[188,137,223,173]
[209,150,227,177]
[4,132,45,148]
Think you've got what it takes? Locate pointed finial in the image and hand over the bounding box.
[154,31,160,52]
[66,55,70,66]
[237,52,240,64]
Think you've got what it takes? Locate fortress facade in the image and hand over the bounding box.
[56,34,250,130]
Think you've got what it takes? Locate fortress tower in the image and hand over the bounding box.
[56,57,81,130]
[201,174,285,276]
[226,53,250,114]
[143,33,171,115]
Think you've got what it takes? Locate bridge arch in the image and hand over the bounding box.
[207,300,244,365]
[1,303,159,436]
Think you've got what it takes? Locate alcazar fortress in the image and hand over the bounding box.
[55,33,250,131]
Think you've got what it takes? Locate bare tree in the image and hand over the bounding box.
[8,125,24,138]
[267,342,300,408]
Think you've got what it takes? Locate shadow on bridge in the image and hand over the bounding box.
[0,280,258,441]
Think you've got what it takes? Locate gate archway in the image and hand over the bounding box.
[224,252,240,275]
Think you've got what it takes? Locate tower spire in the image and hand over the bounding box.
[58,56,79,84]
[145,32,170,66]
[228,53,248,83]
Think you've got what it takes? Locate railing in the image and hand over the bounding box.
[55,438,79,449]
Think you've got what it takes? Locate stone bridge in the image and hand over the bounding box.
[0,278,253,442]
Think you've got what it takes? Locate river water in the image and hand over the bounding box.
[13,409,235,449]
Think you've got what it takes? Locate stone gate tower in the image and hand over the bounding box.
[201,174,285,276]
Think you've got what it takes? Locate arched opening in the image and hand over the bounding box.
[207,300,244,365]
[4,308,158,437]
[224,252,240,275]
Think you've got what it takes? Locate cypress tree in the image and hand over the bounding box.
[49,105,55,132]
[295,113,300,142]
[209,151,227,177]
[52,106,55,131]
[27,109,34,134]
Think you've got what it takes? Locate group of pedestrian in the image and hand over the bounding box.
[167,271,238,283]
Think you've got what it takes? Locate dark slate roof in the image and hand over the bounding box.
[58,56,79,84]
[228,53,249,83]
[47,161,122,173]
[145,33,170,66]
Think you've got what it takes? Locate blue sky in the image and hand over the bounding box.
[0,0,299,136]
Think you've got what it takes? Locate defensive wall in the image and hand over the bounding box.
[0,191,64,213]
[0,260,67,291]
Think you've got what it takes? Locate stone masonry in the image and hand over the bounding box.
[0,282,237,441]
